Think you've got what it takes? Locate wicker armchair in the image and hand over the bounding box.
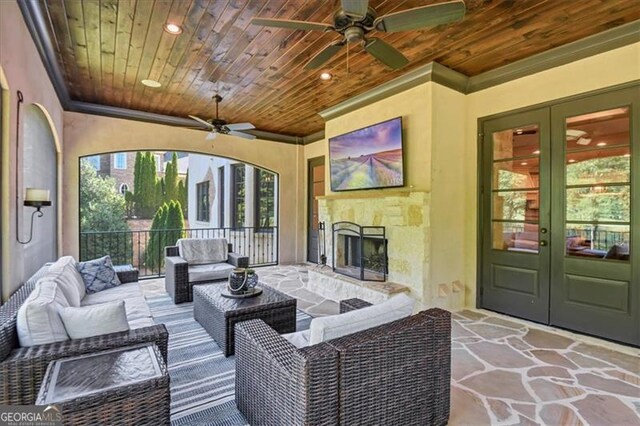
[235,298,451,426]
[0,267,169,406]
[165,241,248,303]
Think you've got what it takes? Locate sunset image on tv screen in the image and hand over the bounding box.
[329,117,403,191]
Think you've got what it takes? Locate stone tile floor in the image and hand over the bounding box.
[141,264,640,425]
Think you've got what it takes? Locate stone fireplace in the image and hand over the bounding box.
[332,222,387,281]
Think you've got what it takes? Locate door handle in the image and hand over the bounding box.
[540,240,548,247]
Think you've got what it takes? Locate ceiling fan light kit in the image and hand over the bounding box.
[250,0,466,70]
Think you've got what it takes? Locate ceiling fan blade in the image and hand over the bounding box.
[228,130,257,140]
[189,115,214,129]
[305,40,345,69]
[364,38,409,69]
[206,131,218,141]
[341,0,369,19]
[375,0,466,32]
[225,122,255,131]
[250,17,333,32]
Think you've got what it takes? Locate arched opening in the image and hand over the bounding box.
[78,150,279,277]
[21,103,58,280]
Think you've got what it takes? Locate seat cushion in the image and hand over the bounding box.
[121,296,153,322]
[81,282,143,305]
[309,294,415,346]
[128,316,156,330]
[188,262,235,282]
[16,281,70,347]
[60,301,129,339]
[76,255,121,294]
[178,238,228,265]
[282,330,311,348]
[40,256,85,307]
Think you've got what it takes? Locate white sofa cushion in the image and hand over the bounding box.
[188,262,235,282]
[81,282,143,305]
[308,294,415,346]
[282,330,311,348]
[178,238,228,265]
[60,301,129,339]
[17,281,70,347]
[128,316,156,329]
[41,256,85,307]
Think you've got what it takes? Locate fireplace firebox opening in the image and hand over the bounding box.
[332,221,387,281]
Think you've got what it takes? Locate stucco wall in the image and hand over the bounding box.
[62,112,303,265]
[0,0,64,301]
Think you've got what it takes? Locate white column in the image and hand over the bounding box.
[244,165,256,227]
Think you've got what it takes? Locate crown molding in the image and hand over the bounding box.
[318,62,467,121]
[302,130,325,145]
[466,20,640,92]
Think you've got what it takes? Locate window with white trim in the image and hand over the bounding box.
[86,155,101,170]
[113,153,127,169]
[119,183,129,195]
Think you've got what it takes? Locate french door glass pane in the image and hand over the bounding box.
[566,147,630,186]
[493,158,540,189]
[493,191,539,221]
[493,222,539,251]
[493,125,539,160]
[565,107,630,260]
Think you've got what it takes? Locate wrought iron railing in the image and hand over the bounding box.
[80,226,278,278]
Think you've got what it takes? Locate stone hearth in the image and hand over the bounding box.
[307,266,409,304]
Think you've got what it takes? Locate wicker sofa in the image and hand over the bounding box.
[0,264,168,405]
[235,298,451,426]
[165,238,249,303]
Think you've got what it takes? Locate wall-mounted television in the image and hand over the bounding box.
[329,117,404,192]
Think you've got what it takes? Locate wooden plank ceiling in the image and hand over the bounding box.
[40,0,640,136]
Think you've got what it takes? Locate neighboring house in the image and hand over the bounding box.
[187,154,276,229]
[85,151,175,195]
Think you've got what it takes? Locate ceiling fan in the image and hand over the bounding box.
[250,0,466,70]
[189,95,256,141]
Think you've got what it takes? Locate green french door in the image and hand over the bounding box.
[480,86,639,346]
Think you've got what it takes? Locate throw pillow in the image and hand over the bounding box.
[17,281,70,347]
[76,255,122,294]
[60,301,129,339]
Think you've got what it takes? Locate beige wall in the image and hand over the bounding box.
[463,42,640,305]
[62,112,304,265]
[0,0,64,300]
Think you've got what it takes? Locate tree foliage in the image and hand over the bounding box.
[79,160,131,263]
[133,152,160,218]
[144,200,185,270]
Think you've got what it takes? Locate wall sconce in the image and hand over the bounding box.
[17,188,51,245]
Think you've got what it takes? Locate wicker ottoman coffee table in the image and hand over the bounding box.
[36,343,170,425]
[193,283,297,356]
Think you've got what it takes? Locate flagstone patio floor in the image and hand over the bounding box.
[141,264,640,426]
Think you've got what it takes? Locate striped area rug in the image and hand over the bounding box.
[147,294,312,426]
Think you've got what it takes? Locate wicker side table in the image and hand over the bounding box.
[194,283,297,356]
[36,343,170,425]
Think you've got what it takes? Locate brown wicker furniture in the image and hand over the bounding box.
[165,242,249,304]
[193,283,296,357]
[235,298,452,426]
[36,343,170,425]
[0,266,168,406]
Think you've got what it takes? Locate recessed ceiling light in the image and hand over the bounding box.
[520,162,528,166]
[533,150,540,155]
[141,79,161,88]
[515,129,523,134]
[319,72,332,81]
[623,153,631,157]
[596,142,607,147]
[164,23,182,34]
[568,159,576,163]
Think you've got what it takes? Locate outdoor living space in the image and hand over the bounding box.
[139,265,640,425]
[2,0,640,425]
